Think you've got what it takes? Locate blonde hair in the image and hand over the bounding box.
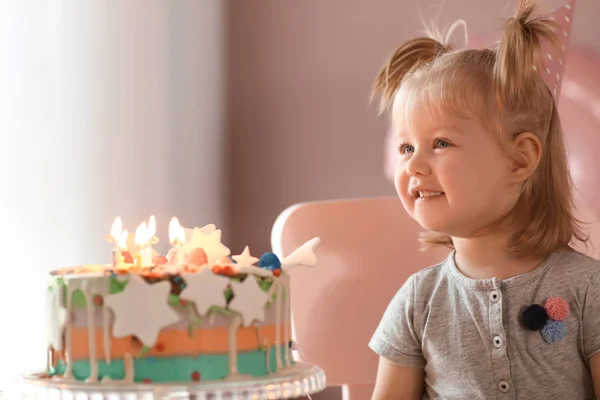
[373,0,586,259]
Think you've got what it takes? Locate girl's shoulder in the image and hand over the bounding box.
[558,248,600,272]
[550,248,600,294]
[551,248,600,283]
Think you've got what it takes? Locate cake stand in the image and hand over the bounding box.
[14,362,326,400]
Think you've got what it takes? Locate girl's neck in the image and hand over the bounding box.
[452,234,545,280]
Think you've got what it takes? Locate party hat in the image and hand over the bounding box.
[535,0,576,103]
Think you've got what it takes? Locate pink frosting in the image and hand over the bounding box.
[545,296,570,321]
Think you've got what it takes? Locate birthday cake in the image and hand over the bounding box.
[45,216,320,383]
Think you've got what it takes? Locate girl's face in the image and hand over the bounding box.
[394,106,518,238]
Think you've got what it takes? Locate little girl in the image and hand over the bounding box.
[369,0,600,398]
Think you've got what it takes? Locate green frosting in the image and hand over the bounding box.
[51,345,292,382]
[53,275,129,309]
[51,273,284,310]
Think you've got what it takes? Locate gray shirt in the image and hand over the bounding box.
[369,249,600,399]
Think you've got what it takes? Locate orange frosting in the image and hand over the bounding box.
[52,324,286,361]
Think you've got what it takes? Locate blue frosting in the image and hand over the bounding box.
[51,345,291,382]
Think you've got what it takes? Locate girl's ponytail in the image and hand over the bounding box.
[372,37,452,113]
[494,0,560,105]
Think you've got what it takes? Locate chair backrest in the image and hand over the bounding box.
[271,196,600,387]
[271,196,450,386]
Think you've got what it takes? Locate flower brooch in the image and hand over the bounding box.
[522,296,569,343]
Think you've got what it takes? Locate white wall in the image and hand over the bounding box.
[0,0,226,382]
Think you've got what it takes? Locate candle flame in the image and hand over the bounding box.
[110,217,123,242]
[177,226,185,244]
[135,222,148,246]
[148,215,156,238]
[169,217,181,244]
[118,229,128,250]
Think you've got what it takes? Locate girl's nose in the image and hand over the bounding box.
[405,151,431,177]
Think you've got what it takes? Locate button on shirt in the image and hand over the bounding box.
[369,249,600,399]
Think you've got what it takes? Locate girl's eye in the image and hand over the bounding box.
[398,144,415,154]
[434,139,451,149]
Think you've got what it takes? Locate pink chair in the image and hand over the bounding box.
[271,196,600,400]
[271,196,450,399]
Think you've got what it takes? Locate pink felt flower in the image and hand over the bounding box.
[545,296,569,321]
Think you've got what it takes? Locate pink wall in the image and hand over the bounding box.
[226,0,600,255]
[225,2,599,399]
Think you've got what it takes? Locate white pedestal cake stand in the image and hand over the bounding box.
[15,362,326,400]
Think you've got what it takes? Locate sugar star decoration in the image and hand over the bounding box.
[46,286,68,351]
[104,274,180,347]
[229,276,270,326]
[182,227,230,265]
[232,246,259,266]
[281,237,321,270]
[184,224,216,240]
[180,268,231,316]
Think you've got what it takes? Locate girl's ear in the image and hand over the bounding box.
[510,132,543,183]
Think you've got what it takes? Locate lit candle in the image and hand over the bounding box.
[115,229,128,268]
[147,215,158,246]
[109,217,123,267]
[169,217,186,264]
[134,222,153,267]
[146,215,159,260]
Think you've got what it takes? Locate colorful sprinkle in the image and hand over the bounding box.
[259,252,281,271]
[273,269,282,277]
[156,343,166,352]
[122,251,133,264]
[152,255,168,265]
[212,266,222,274]
[542,320,567,343]
[187,248,208,266]
[94,295,103,306]
[191,371,201,381]
[545,296,569,321]
[180,299,189,307]
[142,378,152,383]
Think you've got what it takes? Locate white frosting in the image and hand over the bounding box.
[181,269,230,316]
[63,280,81,379]
[224,314,249,381]
[283,275,291,367]
[123,353,134,383]
[229,276,270,326]
[104,274,180,347]
[82,281,97,382]
[46,285,67,352]
[274,282,283,370]
[236,265,272,277]
[102,278,111,364]
[255,325,272,375]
